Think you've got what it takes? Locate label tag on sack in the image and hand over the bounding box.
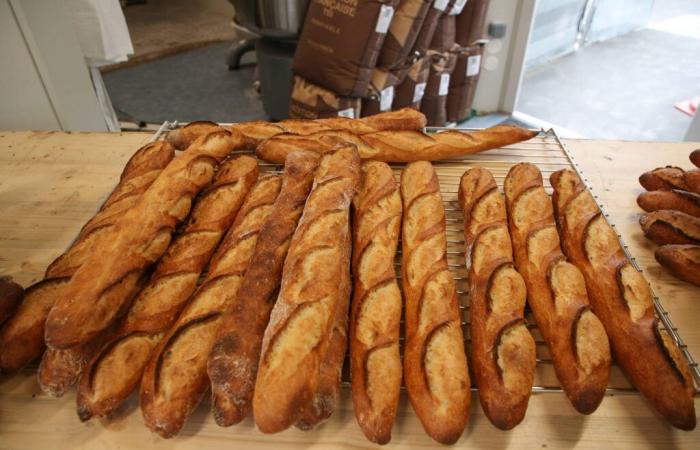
[434,0,449,11]
[449,0,468,15]
[413,82,426,103]
[380,86,395,111]
[375,5,395,34]
[337,108,355,118]
[466,54,482,77]
[439,73,450,96]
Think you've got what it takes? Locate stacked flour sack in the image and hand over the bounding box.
[289,0,489,125]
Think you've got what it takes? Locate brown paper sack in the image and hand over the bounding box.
[420,50,457,126]
[289,75,362,119]
[393,56,431,109]
[446,44,484,122]
[376,0,432,69]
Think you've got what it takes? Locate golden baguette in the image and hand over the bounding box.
[75,156,258,418]
[207,151,319,427]
[253,146,360,434]
[551,169,696,430]
[231,107,427,150]
[45,131,241,350]
[0,141,175,373]
[140,174,282,438]
[163,108,426,151]
[256,125,538,164]
[348,161,402,444]
[458,167,536,430]
[400,161,470,444]
[503,163,611,415]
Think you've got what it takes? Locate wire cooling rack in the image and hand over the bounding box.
[157,123,700,396]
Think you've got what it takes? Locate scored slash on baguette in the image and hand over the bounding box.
[44,130,240,350]
[0,141,175,374]
[207,150,320,427]
[551,168,696,430]
[400,161,470,445]
[349,161,403,444]
[253,145,360,434]
[504,163,611,415]
[458,167,536,430]
[76,155,259,420]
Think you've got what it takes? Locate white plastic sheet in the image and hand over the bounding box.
[65,0,133,66]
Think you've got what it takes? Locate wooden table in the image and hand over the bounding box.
[0,131,699,449]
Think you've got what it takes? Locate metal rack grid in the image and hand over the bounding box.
[156,123,700,397]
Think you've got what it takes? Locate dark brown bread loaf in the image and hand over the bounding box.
[655,245,700,287]
[504,163,611,415]
[551,168,696,430]
[690,149,700,168]
[684,170,700,194]
[76,156,258,419]
[140,174,282,438]
[206,151,319,427]
[45,131,240,350]
[637,189,700,217]
[639,210,700,246]
[0,141,174,373]
[639,166,688,191]
[349,161,402,444]
[458,167,536,430]
[0,277,24,328]
[253,146,360,434]
[400,161,470,444]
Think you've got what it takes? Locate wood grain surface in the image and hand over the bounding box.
[0,131,699,449]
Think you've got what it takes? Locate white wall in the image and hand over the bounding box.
[472,0,537,114]
[0,0,107,131]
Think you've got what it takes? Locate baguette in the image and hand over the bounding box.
[639,166,688,191]
[256,125,538,164]
[253,145,360,434]
[0,277,24,328]
[691,149,700,168]
[655,244,700,287]
[400,161,470,444]
[0,141,174,373]
[140,174,282,438]
[45,131,241,349]
[76,156,258,419]
[458,167,536,430]
[207,151,319,427]
[348,161,402,444]
[639,210,700,246]
[637,189,700,217]
[503,163,611,415]
[166,121,223,150]
[231,107,427,149]
[551,169,696,430]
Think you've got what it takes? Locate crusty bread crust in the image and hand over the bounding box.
[459,167,536,430]
[400,161,470,444]
[0,141,174,373]
[639,210,700,246]
[504,163,611,415]
[551,168,696,430]
[655,244,700,287]
[140,174,281,438]
[256,125,538,164]
[253,146,360,434]
[75,156,258,419]
[45,131,241,350]
[207,151,319,427]
[349,161,402,444]
[637,189,700,217]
